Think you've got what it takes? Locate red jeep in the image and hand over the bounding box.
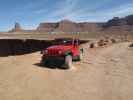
[41,38,83,69]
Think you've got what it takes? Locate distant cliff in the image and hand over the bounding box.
[104,15,133,27]
[102,15,133,34]
[9,22,22,32]
[37,20,103,33]
[10,15,133,34]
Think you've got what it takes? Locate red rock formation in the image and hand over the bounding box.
[37,20,102,33]
[37,23,59,32]
[56,20,78,32]
[8,14,133,34]
[10,22,22,32]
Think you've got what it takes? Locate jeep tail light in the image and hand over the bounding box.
[44,50,48,54]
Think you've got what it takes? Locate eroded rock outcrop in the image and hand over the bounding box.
[10,22,22,32]
[37,20,102,33]
[8,14,133,34]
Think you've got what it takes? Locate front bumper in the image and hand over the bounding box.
[41,55,64,61]
[41,55,80,63]
[41,55,65,66]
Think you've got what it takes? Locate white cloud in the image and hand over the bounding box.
[49,0,79,19]
[105,4,133,17]
[15,0,131,22]
[15,0,133,22]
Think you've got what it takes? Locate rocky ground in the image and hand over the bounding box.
[0,42,133,100]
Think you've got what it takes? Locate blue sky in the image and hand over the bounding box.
[0,0,133,31]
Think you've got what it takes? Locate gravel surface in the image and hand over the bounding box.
[0,42,133,100]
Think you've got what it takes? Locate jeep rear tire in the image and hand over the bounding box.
[63,55,73,69]
[79,48,83,61]
[79,51,83,60]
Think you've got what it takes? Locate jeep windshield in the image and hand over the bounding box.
[53,39,73,45]
[54,38,78,45]
[58,40,72,45]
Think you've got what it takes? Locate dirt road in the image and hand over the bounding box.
[0,42,133,100]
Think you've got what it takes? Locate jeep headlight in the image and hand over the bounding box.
[58,50,62,54]
[44,50,48,54]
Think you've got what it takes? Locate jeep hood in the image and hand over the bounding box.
[46,45,73,51]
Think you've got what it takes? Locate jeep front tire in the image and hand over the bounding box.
[63,55,73,69]
[41,56,48,65]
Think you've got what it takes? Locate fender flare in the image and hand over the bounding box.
[64,50,72,56]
